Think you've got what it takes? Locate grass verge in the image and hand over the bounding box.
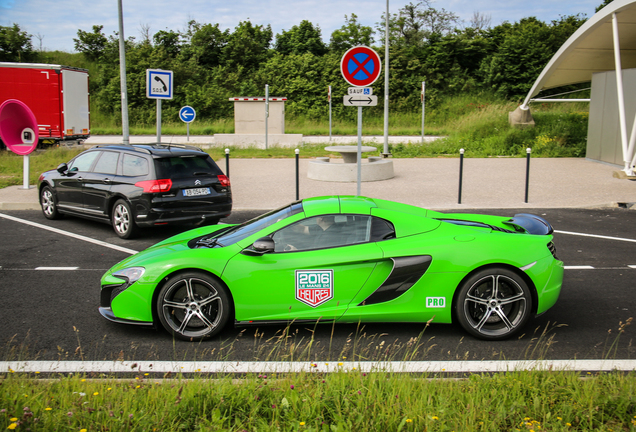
[1,370,636,431]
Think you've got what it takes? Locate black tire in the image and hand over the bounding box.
[455,267,533,341]
[111,199,137,239]
[156,272,231,341]
[40,185,62,220]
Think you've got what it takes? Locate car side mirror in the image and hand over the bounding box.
[57,163,68,174]
[241,237,275,256]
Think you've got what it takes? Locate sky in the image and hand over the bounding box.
[1,0,602,52]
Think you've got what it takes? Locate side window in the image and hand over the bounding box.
[272,215,372,252]
[93,151,119,175]
[370,217,396,241]
[122,154,149,177]
[69,151,100,172]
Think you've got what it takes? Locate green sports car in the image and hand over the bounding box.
[99,196,563,341]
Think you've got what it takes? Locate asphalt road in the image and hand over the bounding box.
[0,208,635,363]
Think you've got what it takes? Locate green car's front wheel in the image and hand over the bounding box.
[456,267,533,341]
[157,272,231,341]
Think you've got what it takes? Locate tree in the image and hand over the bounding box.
[377,2,460,47]
[153,29,180,56]
[188,21,229,68]
[275,20,327,56]
[329,14,374,53]
[74,25,107,61]
[0,24,34,62]
[222,21,273,70]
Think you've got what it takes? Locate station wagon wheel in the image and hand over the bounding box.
[40,185,62,219]
[456,267,532,341]
[156,272,231,341]
[111,199,137,239]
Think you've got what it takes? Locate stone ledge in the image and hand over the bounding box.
[307,158,394,182]
[214,134,303,148]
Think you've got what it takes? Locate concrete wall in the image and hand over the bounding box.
[587,68,636,165]
[233,99,285,134]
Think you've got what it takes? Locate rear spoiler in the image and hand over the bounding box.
[503,213,553,235]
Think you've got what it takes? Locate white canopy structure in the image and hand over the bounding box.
[519,0,636,175]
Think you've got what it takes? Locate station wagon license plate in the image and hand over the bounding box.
[183,187,211,197]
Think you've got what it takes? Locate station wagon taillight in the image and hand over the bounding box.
[135,179,172,193]
[218,175,230,187]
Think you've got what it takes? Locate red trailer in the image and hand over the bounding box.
[0,62,90,148]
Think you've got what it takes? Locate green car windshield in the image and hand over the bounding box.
[211,201,303,247]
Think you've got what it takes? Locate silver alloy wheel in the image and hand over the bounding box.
[113,202,131,235]
[462,274,528,338]
[41,188,55,217]
[160,277,224,339]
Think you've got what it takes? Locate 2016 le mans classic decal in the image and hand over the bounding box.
[296,270,334,307]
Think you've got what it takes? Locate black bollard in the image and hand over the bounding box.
[225,148,230,178]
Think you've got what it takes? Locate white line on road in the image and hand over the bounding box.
[2,360,635,374]
[0,213,138,255]
[555,230,636,243]
[35,266,79,270]
[564,265,595,270]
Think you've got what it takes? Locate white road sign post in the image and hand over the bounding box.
[340,46,382,196]
[146,69,173,143]
[179,106,196,141]
[421,81,426,143]
[328,86,332,141]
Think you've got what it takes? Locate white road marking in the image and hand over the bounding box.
[35,267,79,270]
[564,265,595,270]
[555,229,636,243]
[1,360,635,374]
[0,213,138,255]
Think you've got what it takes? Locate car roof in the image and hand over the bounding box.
[93,144,207,158]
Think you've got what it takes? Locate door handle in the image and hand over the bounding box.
[103,178,111,184]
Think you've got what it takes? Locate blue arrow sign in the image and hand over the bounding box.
[179,106,196,123]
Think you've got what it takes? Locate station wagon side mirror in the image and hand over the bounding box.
[241,237,275,256]
[56,163,68,174]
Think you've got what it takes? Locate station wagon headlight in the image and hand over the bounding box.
[112,267,145,284]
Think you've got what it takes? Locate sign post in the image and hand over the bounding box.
[340,46,382,196]
[146,69,174,143]
[328,86,332,142]
[179,106,196,141]
[421,81,426,143]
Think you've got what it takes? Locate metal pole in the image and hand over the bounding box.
[421,81,426,143]
[458,148,464,204]
[357,106,362,196]
[117,0,130,145]
[612,13,629,173]
[525,148,531,203]
[225,148,230,178]
[328,85,332,142]
[186,123,190,142]
[382,0,390,156]
[265,84,269,150]
[156,99,161,143]
[295,148,300,200]
[23,155,29,189]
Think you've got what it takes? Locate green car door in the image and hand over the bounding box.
[223,214,385,323]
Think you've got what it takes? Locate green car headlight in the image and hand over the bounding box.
[112,267,145,284]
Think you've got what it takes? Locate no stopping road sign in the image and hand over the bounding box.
[340,46,382,87]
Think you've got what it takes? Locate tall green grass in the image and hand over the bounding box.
[2,370,636,431]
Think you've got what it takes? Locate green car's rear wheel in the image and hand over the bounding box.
[456,267,532,340]
[157,272,231,341]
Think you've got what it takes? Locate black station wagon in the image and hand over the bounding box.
[38,144,232,238]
